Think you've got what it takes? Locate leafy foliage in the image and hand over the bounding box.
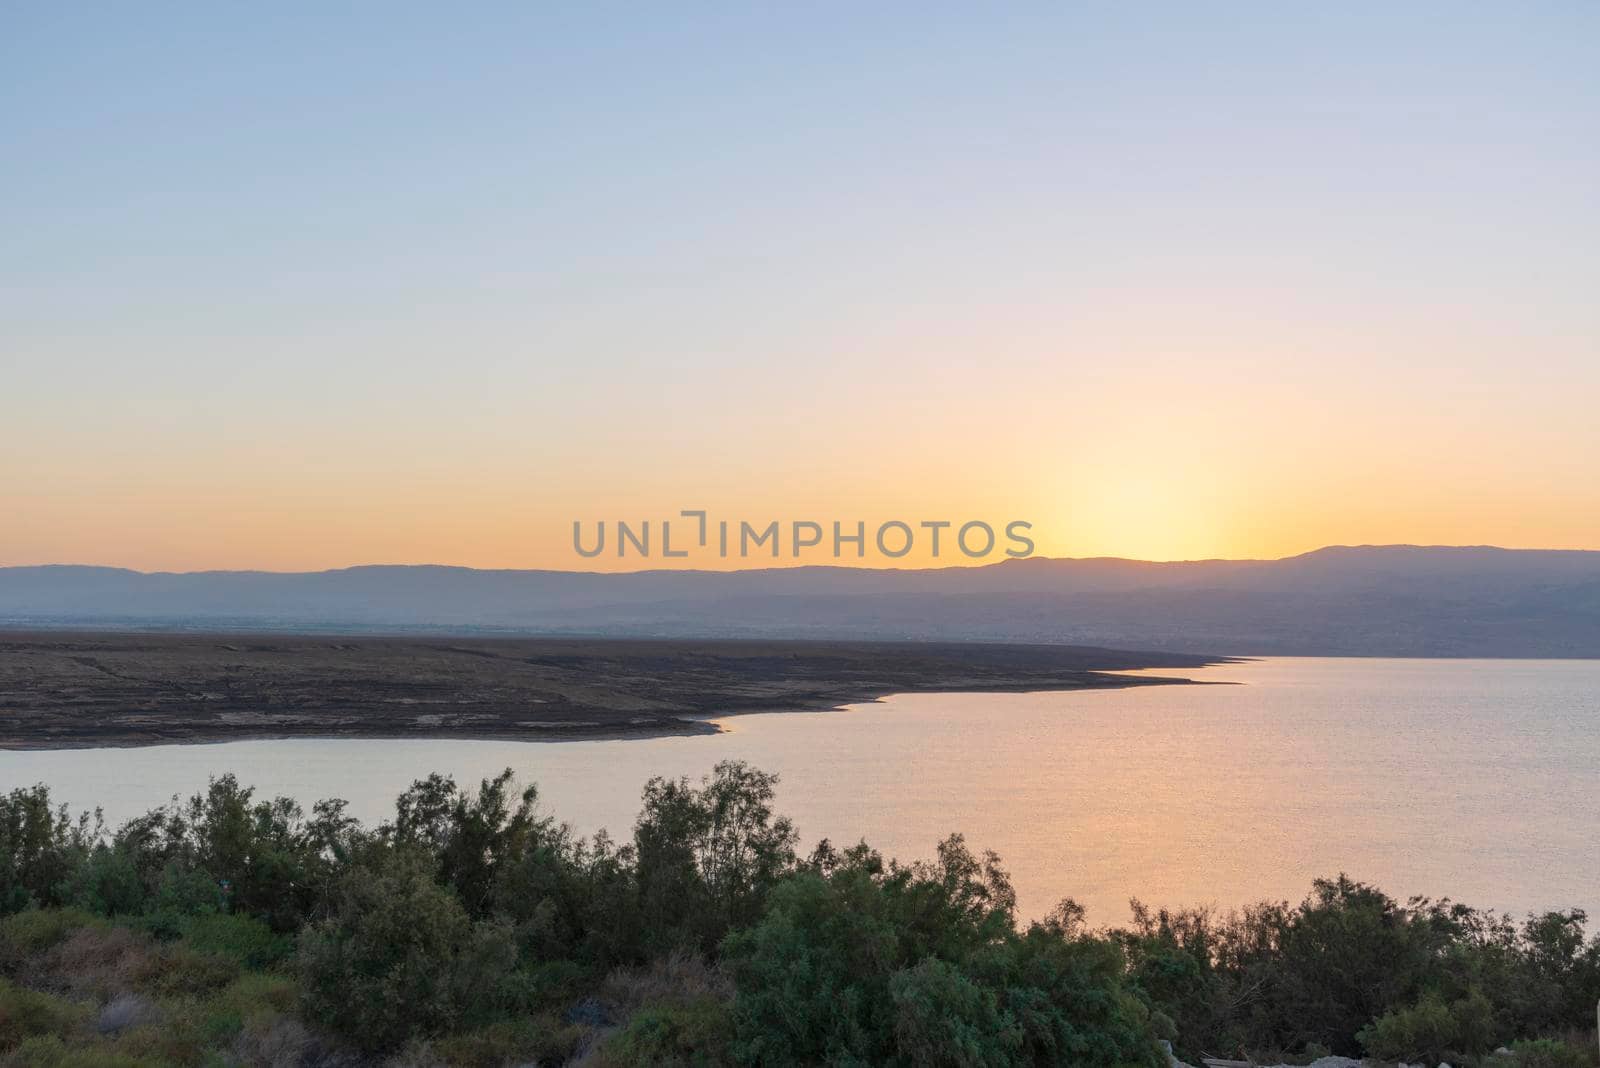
[0,765,1596,1065]
[296,850,522,1050]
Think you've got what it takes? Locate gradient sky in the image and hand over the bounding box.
[4,4,1598,571]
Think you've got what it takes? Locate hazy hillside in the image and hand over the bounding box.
[3,546,1599,656]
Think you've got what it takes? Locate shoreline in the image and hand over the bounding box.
[0,630,1231,751]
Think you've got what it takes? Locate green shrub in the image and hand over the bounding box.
[0,978,87,1051]
[109,998,212,1065]
[0,909,106,962]
[726,840,1160,1068]
[1510,912,1600,1033]
[1116,901,1224,1059]
[177,913,292,970]
[1264,877,1458,1053]
[520,956,591,1004]
[134,945,240,998]
[889,957,1015,1067]
[297,852,522,1051]
[180,972,299,1050]
[148,865,227,922]
[632,762,798,958]
[725,868,901,1063]
[2,1034,164,1068]
[987,927,1164,1067]
[1357,989,1496,1062]
[590,999,732,1067]
[0,787,99,916]
[1510,1037,1600,1068]
[61,847,146,917]
[210,971,297,1019]
[429,1016,586,1067]
[8,768,1600,1067]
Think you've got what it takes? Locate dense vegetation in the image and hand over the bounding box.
[1,765,1596,1067]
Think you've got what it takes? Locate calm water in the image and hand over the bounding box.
[3,657,1597,923]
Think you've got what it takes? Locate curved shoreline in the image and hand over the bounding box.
[0,630,1234,750]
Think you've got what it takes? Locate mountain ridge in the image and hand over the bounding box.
[4,545,1599,657]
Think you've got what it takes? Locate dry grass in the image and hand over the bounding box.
[228,1015,315,1068]
[599,950,732,1019]
[32,927,153,999]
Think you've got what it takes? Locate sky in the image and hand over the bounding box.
[4,3,1598,571]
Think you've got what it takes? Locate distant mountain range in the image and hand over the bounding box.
[4,546,1600,656]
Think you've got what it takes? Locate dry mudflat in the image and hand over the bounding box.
[0,631,1225,749]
